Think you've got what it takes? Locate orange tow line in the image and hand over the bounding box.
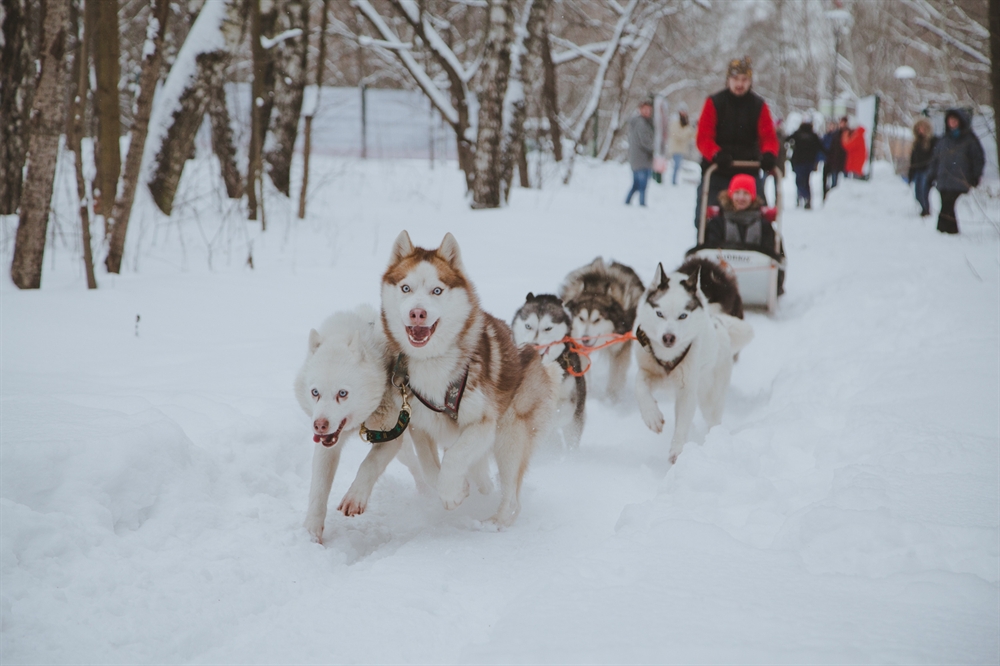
[533,332,637,377]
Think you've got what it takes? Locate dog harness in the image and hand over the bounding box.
[635,326,692,373]
[555,345,584,377]
[358,360,413,444]
[393,353,470,422]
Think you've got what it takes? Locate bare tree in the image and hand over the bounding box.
[146,0,246,216]
[471,0,516,208]
[247,0,277,221]
[105,0,171,274]
[0,0,39,215]
[86,0,122,230]
[263,0,309,197]
[67,0,97,288]
[299,0,331,219]
[10,0,69,289]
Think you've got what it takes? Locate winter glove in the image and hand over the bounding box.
[760,153,777,173]
[713,151,733,169]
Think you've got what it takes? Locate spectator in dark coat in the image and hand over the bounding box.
[907,118,936,217]
[788,120,824,209]
[625,99,655,206]
[928,108,985,234]
[694,56,780,227]
[821,117,847,200]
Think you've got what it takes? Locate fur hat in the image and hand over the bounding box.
[728,173,757,199]
[727,56,752,79]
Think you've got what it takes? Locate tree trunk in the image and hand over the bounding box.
[67,0,96,288]
[207,81,243,199]
[263,0,309,197]
[991,0,999,155]
[299,0,330,219]
[105,0,170,274]
[471,0,515,209]
[87,0,121,228]
[0,0,40,215]
[10,0,69,290]
[146,0,245,216]
[499,0,549,202]
[247,0,277,220]
[540,29,562,162]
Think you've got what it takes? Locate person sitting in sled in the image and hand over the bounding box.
[697,173,781,260]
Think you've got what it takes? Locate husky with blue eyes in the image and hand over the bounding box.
[381,231,561,527]
[294,305,423,543]
[512,293,586,448]
[633,261,754,464]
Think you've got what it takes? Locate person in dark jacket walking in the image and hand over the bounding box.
[788,120,824,209]
[907,118,937,217]
[625,99,655,206]
[821,117,847,200]
[928,108,985,234]
[694,56,780,227]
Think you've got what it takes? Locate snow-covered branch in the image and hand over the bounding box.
[912,17,989,65]
[260,28,303,50]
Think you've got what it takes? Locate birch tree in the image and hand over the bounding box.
[86,0,121,228]
[10,0,69,289]
[0,0,39,215]
[105,0,171,274]
[263,0,309,197]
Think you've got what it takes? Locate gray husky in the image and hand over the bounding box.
[512,293,586,448]
[559,257,644,401]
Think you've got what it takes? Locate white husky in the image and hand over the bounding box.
[381,231,560,526]
[633,263,754,464]
[294,305,422,543]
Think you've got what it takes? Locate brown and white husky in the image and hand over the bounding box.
[380,231,560,526]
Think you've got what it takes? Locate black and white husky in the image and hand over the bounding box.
[512,293,586,448]
[559,257,645,402]
[633,261,754,464]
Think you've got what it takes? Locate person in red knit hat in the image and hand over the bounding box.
[695,173,781,260]
[694,56,780,228]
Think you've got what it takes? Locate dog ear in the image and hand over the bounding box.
[653,262,669,290]
[308,329,323,354]
[389,230,414,265]
[526,292,535,301]
[437,232,464,270]
[588,256,605,270]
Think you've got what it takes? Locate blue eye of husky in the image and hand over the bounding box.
[338,390,348,399]
[432,287,443,295]
[678,313,688,320]
[311,389,320,398]
[524,323,533,330]
[655,311,663,318]
[401,285,410,293]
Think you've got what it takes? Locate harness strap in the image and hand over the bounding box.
[396,352,470,422]
[635,326,692,373]
[359,357,413,444]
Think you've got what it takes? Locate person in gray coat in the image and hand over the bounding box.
[928,108,985,234]
[625,99,655,206]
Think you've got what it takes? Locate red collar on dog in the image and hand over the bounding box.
[635,326,691,374]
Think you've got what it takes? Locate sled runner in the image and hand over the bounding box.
[692,160,786,314]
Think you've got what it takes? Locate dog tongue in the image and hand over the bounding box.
[409,326,431,342]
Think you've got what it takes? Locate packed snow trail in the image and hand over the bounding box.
[1,157,997,663]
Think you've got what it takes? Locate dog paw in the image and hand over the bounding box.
[337,493,367,517]
[438,474,470,510]
[640,405,665,434]
[304,516,325,544]
[668,443,685,465]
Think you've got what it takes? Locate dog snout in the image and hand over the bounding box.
[662,333,677,348]
[313,418,329,434]
[409,308,427,325]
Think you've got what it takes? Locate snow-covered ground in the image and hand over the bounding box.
[2,154,998,663]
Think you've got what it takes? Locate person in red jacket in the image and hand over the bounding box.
[694,56,780,227]
[842,124,867,177]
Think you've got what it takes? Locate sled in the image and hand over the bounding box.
[693,161,786,314]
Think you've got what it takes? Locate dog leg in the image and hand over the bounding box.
[606,342,631,402]
[669,382,699,464]
[635,371,665,434]
[469,455,494,495]
[305,443,342,543]
[410,427,441,490]
[438,420,496,510]
[338,439,404,517]
[395,433,434,495]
